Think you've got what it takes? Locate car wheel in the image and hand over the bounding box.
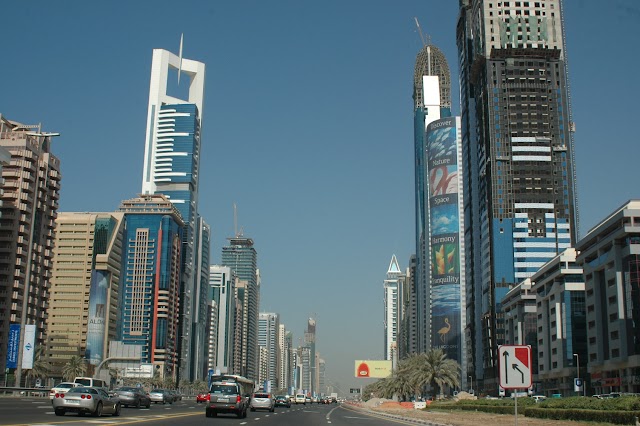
[242,408,247,418]
[270,407,275,412]
[135,398,141,408]
[250,407,255,412]
[113,403,121,417]
[54,408,65,416]
[93,402,103,417]
[146,400,151,408]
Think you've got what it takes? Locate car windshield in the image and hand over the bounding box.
[276,395,286,399]
[210,384,238,395]
[151,389,163,393]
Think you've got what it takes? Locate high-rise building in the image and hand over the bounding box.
[44,213,125,377]
[190,216,210,380]
[221,236,259,382]
[457,0,578,390]
[278,325,292,392]
[425,116,467,383]
[412,43,452,355]
[399,255,418,359]
[0,116,61,385]
[141,46,206,382]
[118,194,184,381]
[208,265,237,374]
[304,318,317,395]
[383,255,404,362]
[258,312,280,388]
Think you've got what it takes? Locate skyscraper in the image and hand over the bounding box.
[258,312,280,388]
[457,0,578,390]
[118,194,185,381]
[0,116,61,385]
[383,255,403,362]
[304,318,317,395]
[141,46,206,381]
[425,116,467,384]
[208,265,237,374]
[221,236,259,382]
[413,43,452,355]
[191,216,211,380]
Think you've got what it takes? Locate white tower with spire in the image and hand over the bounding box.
[383,255,404,361]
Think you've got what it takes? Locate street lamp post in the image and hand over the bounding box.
[468,375,473,395]
[573,353,584,396]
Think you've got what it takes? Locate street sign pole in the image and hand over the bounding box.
[514,388,518,426]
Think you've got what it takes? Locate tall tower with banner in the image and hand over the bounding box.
[425,117,466,384]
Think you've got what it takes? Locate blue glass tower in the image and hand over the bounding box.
[118,194,185,381]
[457,0,578,390]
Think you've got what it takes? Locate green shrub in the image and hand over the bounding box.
[526,407,640,425]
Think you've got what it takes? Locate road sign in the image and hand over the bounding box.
[574,378,583,392]
[350,388,361,394]
[498,345,532,389]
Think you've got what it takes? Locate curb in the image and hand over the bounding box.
[344,403,452,426]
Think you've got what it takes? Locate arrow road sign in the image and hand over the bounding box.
[499,345,532,389]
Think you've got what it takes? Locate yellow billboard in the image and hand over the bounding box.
[354,360,392,378]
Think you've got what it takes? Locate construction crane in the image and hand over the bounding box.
[414,17,430,48]
[414,17,432,75]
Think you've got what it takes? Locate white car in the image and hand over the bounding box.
[49,382,81,401]
[294,394,306,404]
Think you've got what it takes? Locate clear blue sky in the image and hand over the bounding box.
[1,0,638,392]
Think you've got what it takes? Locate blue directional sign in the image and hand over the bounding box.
[498,345,532,390]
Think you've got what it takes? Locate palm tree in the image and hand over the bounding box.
[62,356,87,381]
[417,349,460,399]
[25,346,50,386]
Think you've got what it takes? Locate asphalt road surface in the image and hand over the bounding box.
[0,397,417,426]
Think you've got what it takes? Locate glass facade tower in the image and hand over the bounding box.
[141,47,206,382]
[457,0,578,390]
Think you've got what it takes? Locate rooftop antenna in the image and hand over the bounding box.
[177,33,184,84]
[233,203,244,237]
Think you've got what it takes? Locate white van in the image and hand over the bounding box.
[73,377,108,390]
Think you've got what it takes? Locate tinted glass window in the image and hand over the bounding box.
[254,393,269,398]
[75,379,91,386]
[210,384,238,395]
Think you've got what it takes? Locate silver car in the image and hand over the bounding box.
[112,386,151,408]
[149,388,171,404]
[52,387,121,417]
[249,392,275,412]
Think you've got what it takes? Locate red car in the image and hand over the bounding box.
[196,392,210,403]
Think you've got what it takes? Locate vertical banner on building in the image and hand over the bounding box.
[21,324,36,370]
[6,324,20,369]
[85,270,110,365]
[427,117,462,363]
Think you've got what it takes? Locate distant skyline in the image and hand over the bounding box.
[1,0,638,391]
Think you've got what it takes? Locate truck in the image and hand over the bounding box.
[330,392,338,403]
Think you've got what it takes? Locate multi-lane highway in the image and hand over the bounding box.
[0,397,418,426]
